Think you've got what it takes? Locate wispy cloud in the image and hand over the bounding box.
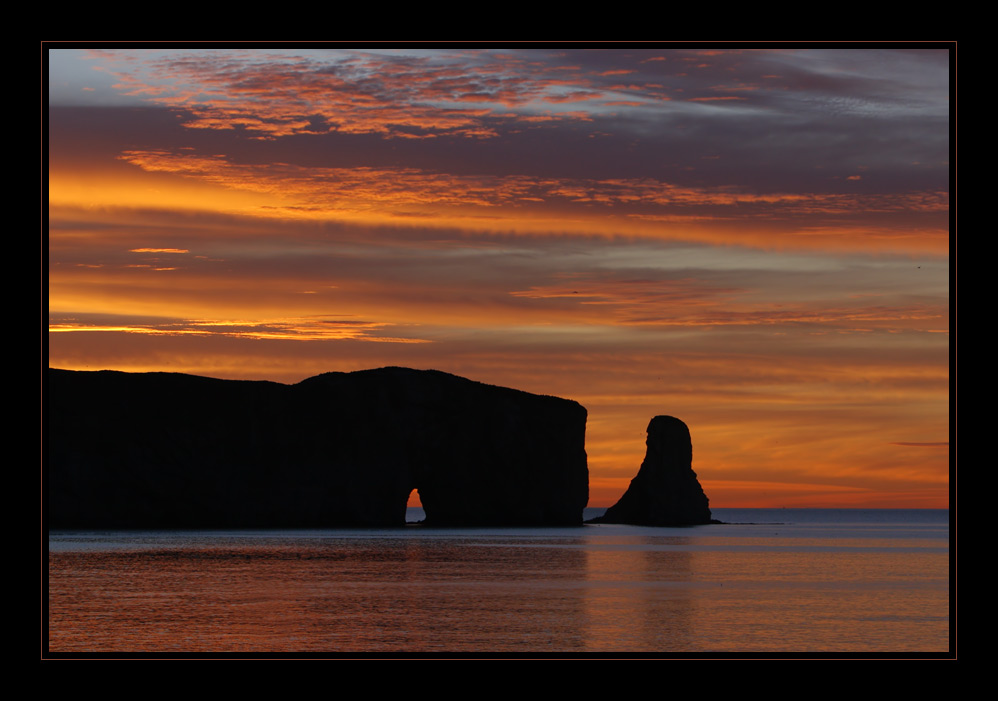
[49,313,431,343]
[109,148,948,252]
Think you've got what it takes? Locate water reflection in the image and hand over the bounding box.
[580,534,699,651]
[47,521,949,654]
[49,536,594,652]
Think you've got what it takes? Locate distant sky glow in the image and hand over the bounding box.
[47,45,952,508]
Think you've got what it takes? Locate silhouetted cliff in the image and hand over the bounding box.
[590,416,714,526]
[47,367,589,528]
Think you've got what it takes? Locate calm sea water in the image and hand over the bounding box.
[46,508,950,656]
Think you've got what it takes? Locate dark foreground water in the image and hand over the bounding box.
[47,508,950,655]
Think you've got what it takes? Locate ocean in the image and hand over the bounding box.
[46,508,951,656]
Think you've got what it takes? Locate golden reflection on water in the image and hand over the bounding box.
[581,536,698,652]
[577,534,948,653]
[47,532,949,654]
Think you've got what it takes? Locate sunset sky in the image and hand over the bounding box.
[47,46,952,508]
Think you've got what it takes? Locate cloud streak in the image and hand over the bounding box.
[103,146,948,253]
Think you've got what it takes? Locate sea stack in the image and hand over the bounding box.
[592,415,714,526]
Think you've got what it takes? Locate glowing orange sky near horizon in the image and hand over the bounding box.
[47,47,951,508]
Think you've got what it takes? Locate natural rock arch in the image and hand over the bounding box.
[48,367,589,528]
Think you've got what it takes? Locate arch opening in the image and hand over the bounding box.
[404,487,425,524]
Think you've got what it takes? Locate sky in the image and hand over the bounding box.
[46,45,952,508]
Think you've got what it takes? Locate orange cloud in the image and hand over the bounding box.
[97,148,949,254]
[49,316,432,343]
[85,50,624,140]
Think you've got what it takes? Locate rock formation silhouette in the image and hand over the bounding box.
[590,415,714,526]
[47,367,589,528]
